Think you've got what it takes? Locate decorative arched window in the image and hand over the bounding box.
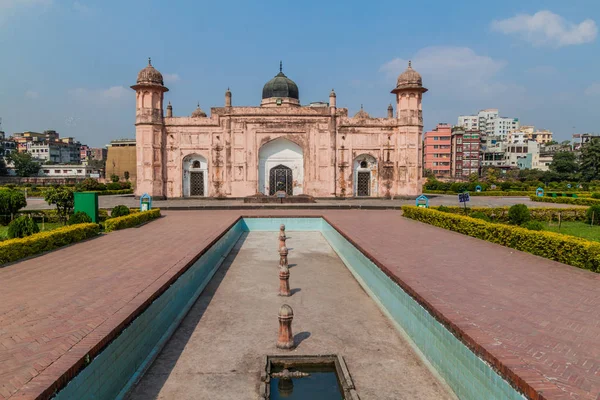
[360,161,368,168]
[192,160,200,169]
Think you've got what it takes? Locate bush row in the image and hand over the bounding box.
[529,196,600,206]
[94,189,134,196]
[434,206,587,222]
[0,223,100,265]
[423,190,533,196]
[104,209,161,232]
[401,206,600,272]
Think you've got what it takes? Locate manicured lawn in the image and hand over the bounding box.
[542,221,600,242]
[0,222,63,239]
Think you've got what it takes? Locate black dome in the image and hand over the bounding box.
[262,65,299,100]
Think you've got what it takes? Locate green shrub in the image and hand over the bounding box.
[470,211,491,222]
[104,209,160,232]
[521,221,544,231]
[77,178,104,192]
[68,211,93,225]
[508,204,530,225]
[0,189,27,218]
[106,182,122,190]
[500,182,512,191]
[110,174,120,183]
[592,193,600,199]
[401,206,600,272]
[436,205,451,213]
[586,205,600,225]
[530,195,600,206]
[7,216,40,238]
[111,205,130,218]
[0,224,99,265]
[97,189,134,196]
[431,206,585,223]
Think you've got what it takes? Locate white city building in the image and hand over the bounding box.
[458,109,519,138]
[38,165,101,178]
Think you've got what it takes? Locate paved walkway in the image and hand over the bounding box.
[0,210,599,399]
[22,194,581,210]
[127,232,454,400]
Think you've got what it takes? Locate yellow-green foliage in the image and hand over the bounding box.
[434,206,586,222]
[530,195,600,206]
[104,209,161,232]
[0,223,99,265]
[402,206,600,272]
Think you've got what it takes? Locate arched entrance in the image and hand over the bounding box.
[269,164,293,195]
[353,154,377,197]
[258,138,303,195]
[182,154,208,197]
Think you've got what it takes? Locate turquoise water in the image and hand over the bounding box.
[270,371,342,400]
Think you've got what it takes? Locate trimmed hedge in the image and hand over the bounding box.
[423,190,532,196]
[432,206,586,222]
[104,209,161,232]
[529,195,600,206]
[95,189,134,196]
[402,206,600,272]
[0,223,99,265]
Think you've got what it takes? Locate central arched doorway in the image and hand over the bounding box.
[269,164,293,195]
[258,138,304,195]
[182,154,208,197]
[353,154,377,197]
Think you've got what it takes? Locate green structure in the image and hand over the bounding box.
[74,192,99,223]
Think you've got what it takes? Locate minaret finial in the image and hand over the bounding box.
[408,60,412,67]
[360,104,363,110]
[280,60,282,73]
[197,102,200,108]
[148,57,152,66]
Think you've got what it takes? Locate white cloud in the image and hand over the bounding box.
[72,1,93,14]
[585,83,600,96]
[491,11,597,47]
[25,90,39,99]
[163,73,180,83]
[380,46,517,96]
[69,86,132,104]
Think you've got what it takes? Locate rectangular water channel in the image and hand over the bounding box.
[54,218,526,400]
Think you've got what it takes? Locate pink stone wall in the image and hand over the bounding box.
[134,87,425,198]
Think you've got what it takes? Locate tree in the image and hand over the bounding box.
[124,171,130,181]
[0,158,7,176]
[580,138,600,181]
[44,187,74,224]
[7,152,40,177]
[549,151,578,175]
[110,174,119,183]
[0,189,27,220]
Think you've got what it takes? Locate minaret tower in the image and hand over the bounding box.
[131,58,169,198]
[390,61,427,195]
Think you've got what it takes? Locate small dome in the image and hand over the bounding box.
[330,88,336,98]
[137,58,164,85]
[395,60,423,88]
[262,62,299,100]
[225,87,231,96]
[354,105,370,119]
[279,304,294,318]
[388,104,393,110]
[191,103,207,118]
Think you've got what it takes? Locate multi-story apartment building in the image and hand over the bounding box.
[508,126,553,145]
[572,133,600,151]
[458,109,519,138]
[451,128,480,178]
[0,131,17,157]
[90,147,107,161]
[39,165,102,178]
[13,130,81,164]
[423,124,452,178]
[106,139,136,181]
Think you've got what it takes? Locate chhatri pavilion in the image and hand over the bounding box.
[131,59,427,198]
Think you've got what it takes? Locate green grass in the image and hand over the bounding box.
[0,222,63,239]
[542,221,600,242]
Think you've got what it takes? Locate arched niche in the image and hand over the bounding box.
[182,154,208,197]
[258,138,304,195]
[353,154,378,197]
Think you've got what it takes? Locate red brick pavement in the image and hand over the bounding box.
[0,210,599,399]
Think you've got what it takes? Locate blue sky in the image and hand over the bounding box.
[1,0,599,146]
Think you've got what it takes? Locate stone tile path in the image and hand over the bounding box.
[0,210,598,399]
[22,194,581,210]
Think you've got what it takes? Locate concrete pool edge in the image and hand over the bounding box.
[47,216,542,400]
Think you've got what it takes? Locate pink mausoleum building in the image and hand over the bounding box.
[132,59,427,198]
